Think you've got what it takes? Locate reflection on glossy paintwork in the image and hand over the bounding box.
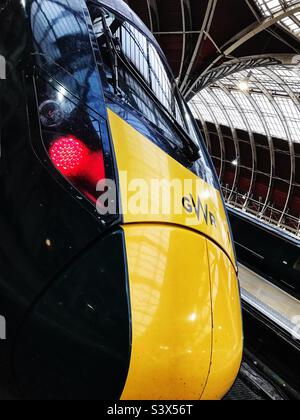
[201,241,243,400]
[30,0,106,117]
[121,225,212,400]
[126,229,169,337]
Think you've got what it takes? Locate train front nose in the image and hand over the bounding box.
[121,225,243,401]
[108,109,243,400]
[121,225,212,400]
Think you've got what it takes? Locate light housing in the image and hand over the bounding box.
[30,72,119,226]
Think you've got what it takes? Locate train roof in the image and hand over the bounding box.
[92,0,161,51]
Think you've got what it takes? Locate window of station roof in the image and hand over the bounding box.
[254,0,300,38]
[189,62,300,238]
[189,65,300,144]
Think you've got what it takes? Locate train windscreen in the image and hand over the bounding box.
[88,3,219,189]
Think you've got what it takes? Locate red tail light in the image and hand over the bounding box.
[49,135,105,187]
[49,136,105,203]
[32,74,118,225]
[49,136,91,178]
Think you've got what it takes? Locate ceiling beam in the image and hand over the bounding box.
[185,3,300,98]
[223,4,300,56]
[178,0,187,81]
[179,0,218,92]
[146,0,153,33]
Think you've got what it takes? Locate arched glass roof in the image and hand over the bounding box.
[189,62,300,239]
[254,0,300,38]
[190,64,300,143]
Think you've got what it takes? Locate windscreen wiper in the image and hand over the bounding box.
[99,9,120,96]
[99,11,200,162]
[115,47,200,162]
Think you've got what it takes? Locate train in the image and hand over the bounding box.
[0,0,243,400]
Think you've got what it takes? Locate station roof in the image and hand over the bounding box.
[125,0,300,94]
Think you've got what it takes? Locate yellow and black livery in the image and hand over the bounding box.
[0,0,242,400]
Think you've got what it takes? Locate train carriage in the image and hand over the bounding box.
[0,0,243,400]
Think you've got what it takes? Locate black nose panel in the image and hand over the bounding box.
[14,229,131,400]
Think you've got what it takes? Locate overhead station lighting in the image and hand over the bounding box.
[232,159,239,166]
[237,72,252,93]
[237,79,250,93]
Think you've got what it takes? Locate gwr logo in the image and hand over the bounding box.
[182,194,217,227]
[0,315,6,340]
[0,55,6,80]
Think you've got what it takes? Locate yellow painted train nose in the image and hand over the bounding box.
[121,224,243,400]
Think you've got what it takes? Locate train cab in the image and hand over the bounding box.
[0,0,243,400]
